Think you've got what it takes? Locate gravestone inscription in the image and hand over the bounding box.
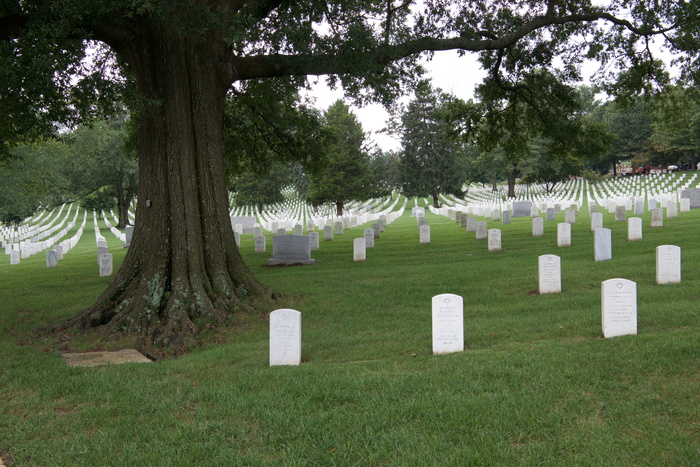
[538,254,561,294]
[601,279,637,338]
[269,309,301,366]
[432,294,464,355]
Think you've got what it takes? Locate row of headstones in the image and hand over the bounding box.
[268,279,646,366]
[8,212,87,265]
[266,218,387,265]
[4,206,79,256]
[2,204,69,244]
[538,245,681,294]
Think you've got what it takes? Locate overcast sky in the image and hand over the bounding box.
[305,50,487,152]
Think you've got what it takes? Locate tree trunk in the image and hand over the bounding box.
[431,192,440,208]
[59,26,272,352]
[336,200,344,217]
[507,171,517,198]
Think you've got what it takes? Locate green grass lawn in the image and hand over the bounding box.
[1,202,698,465]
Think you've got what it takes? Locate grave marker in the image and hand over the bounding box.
[363,229,374,248]
[656,245,681,284]
[420,224,430,244]
[432,294,464,355]
[475,222,488,240]
[650,208,663,228]
[538,254,561,294]
[269,309,302,366]
[601,279,637,338]
[308,232,320,250]
[353,238,366,262]
[627,217,643,241]
[532,217,544,237]
[557,223,571,247]
[487,229,501,252]
[254,235,266,253]
[594,228,612,261]
[268,235,315,265]
[99,253,113,277]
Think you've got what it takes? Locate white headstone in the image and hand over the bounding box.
[432,294,464,355]
[308,232,320,250]
[656,245,681,284]
[650,208,663,228]
[353,238,366,261]
[666,201,678,218]
[615,205,626,222]
[627,217,642,241]
[532,217,544,237]
[10,250,20,265]
[601,279,637,338]
[487,229,501,252]
[269,309,302,366]
[334,221,343,235]
[538,254,561,294]
[475,222,488,240]
[420,224,430,244]
[565,209,576,224]
[363,228,374,248]
[466,217,476,232]
[557,223,571,247]
[99,253,113,277]
[254,235,266,253]
[46,250,58,268]
[590,212,603,232]
[294,224,303,235]
[680,198,690,212]
[323,225,333,241]
[594,228,612,261]
[124,225,134,247]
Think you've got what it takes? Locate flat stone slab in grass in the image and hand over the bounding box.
[62,349,152,367]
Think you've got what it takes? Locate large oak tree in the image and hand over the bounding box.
[1,1,696,350]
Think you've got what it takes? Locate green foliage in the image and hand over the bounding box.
[0,139,74,224]
[231,161,290,212]
[80,190,116,215]
[399,82,468,207]
[307,100,375,214]
[224,80,330,177]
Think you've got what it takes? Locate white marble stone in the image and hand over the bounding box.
[308,232,320,250]
[10,250,19,265]
[590,212,603,232]
[99,253,113,276]
[269,309,302,366]
[557,223,571,247]
[432,294,464,355]
[475,222,487,240]
[615,206,626,222]
[487,229,501,252]
[565,209,576,224]
[323,225,333,241]
[532,217,544,237]
[46,249,58,268]
[656,245,681,284]
[363,229,374,248]
[353,238,366,261]
[538,254,561,294]
[627,217,642,241]
[254,235,266,253]
[420,224,430,244]
[466,217,476,232]
[594,228,612,261]
[650,208,663,228]
[334,221,343,235]
[602,279,637,338]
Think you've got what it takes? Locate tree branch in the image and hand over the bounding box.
[230,9,674,81]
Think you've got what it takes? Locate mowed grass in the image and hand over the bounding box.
[0,201,698,465]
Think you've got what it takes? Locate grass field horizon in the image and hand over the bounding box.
[1,193,698,465]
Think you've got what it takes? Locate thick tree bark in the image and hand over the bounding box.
[60,24,272,351]
[507,171,517,198]
[335,200,344,217]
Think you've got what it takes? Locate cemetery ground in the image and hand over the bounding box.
[0,202,698,465]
